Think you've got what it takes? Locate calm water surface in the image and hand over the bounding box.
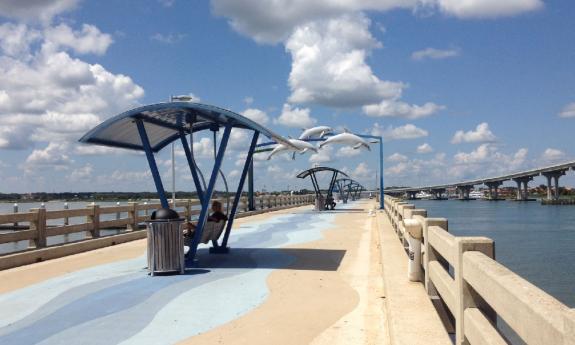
[412,199,575,308]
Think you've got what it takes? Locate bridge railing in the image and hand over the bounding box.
[0,194,315,269]
[383,195,575,345]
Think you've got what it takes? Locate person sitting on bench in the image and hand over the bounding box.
[183,200,228,238]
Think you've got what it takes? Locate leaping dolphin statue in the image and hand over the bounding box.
[299,126,334,139]
[318,129,371,151]
[267,139,319,160]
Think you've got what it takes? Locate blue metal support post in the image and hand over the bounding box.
[136,119,169,208]
[379,137,384,209]
[179,130,204,202]
[214,131,260,252]
[248,160,255,211]
[188,124,232,260]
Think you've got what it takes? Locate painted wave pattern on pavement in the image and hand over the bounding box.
[0,205,345,345]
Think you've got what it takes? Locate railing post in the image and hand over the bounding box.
[115,202,121,220]
[184,199,191,221]
[13,203,18,227]
[422,218,448,296]
[30,208,46,248]
[259,197,263,210]
[404,219,423,282]
[63,202,69,225]
[455,237,495,345]
[127,202,138,231]
[88,204,100,238]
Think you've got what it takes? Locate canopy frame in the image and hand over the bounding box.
[296,167,348,210]
[80,102,295,260]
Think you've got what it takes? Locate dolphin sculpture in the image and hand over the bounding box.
[318,129,371,151]
[299,126,334,139]
[267,139,319,160]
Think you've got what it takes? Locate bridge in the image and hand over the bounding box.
[385,160,575,201]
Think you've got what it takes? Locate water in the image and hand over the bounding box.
[412,199,575,308]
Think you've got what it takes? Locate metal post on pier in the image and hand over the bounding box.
[63,202,70,242]
[13,203,18,227]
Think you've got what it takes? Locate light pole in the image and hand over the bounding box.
[169,95,198,205]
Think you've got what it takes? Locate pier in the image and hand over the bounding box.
[1,197,574,344]
[0,195,314,270]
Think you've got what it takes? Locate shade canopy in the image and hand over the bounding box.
[79,102,294,152]
[296,167,348,179]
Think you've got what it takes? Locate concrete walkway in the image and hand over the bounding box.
[0,201,388,345]
[0,201,450,345]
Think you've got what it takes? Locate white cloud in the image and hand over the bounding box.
[211,0,417,44]
[351,162,373,179]
[23,142,72,172]
[286,14,404,108]
[275,103,317,128]
[436,0,543,18]
[387,153,408,162]
[243,96,254,105]
[363,99,444,119]
[453,143,492,164]
[193,137,214,158]
[150,33,186,44]
[337,146,361,157]
[0,22,144,152]
[44,24,113,55]
[109,169,151,182]
[0,23,41,57]
[242,108,269,125]
[0,125,33,149]
[541,148,565,162]
[212,0,540,45]
[372,123,428,141]
[416,143,433,154]
[0,0,79,22]
[451,122,496,144]
[559,102,575,118]
[309,145,333,163]
[68,163,93,181]
[411,47,460,61]
[451,144,528,179]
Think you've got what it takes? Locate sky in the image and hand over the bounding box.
[0,0,574,194]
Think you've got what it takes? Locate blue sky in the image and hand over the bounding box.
[0,0,574,193]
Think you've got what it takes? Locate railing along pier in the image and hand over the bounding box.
[0,194,315,270]
[384,195,575,345]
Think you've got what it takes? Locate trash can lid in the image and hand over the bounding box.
[150,208,182,221]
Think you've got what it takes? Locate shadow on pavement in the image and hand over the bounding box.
[194,248,346,272]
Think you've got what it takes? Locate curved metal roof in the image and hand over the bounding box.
[79,102,295,152]
[296,166,348,179]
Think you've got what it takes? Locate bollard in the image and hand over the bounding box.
[63,202,69,225]
[116,201,121,220]
[144,202,149,216]
[13,203,18,227]
[63,202,70,242]
[404,218,423,282]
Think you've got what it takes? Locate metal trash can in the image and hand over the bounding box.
[146,208,185,276]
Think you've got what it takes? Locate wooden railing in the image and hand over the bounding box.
[384,195,575,345]
[0,194,315,265]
